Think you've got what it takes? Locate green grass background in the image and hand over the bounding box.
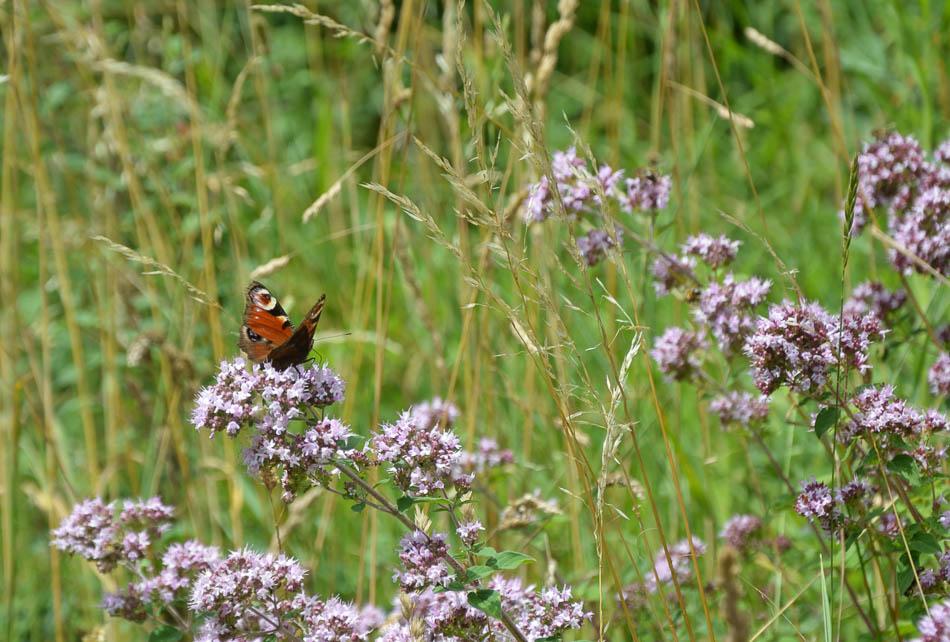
[2,1,949,640]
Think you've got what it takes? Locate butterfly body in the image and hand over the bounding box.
[239,281,326,370]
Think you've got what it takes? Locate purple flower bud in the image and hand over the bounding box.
[720,515,762,551]
[393,531,452,591]
[576,228,620,266]
[929,353,950,396]
[651,327,706,382]
[681,234,740,269]
[710,391,769,428]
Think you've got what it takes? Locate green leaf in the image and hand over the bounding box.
[149,626,183,642]
[475,546,498,558]
[910,531,942,555]
[814,407,839,439]
[350,502,366,513]
[397,496,414,512]
[489,550,534,570]
[887,454,916,476]
[467,589,503,619]
[465,565,496,580]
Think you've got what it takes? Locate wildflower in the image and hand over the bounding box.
[877,513,901,538]
[380,589,490,640]
[889,186,950,277]
[191,357,260,437]
[525,175,553,223]
[709,391,769,428]
[104,539,220,623]
[743,300,839,396]
[597,164,625,192]
[411,397,460,429]
[295,595,375,641]
[856,132,925,215]
[846,385,930,440]
[191,358,345,439]
[930,353,950,396]
[720,515,762,551]
[913,598,950,642]
[644,537,706,594]
[393,531,453,591]
[524,147,604,220]
[190,549,307,640]
[508,583,591,640]
[243,416,356,502]
[371,409,470,496]
[151,540,221,598]
[936,139,950,165]
[619,170,672,212]
[842,281,906,323]
[456,438,514,476]
[837,312,884,375]
[576,228,620,266]
[256,362,345,434]
[682,234,741,269]
[912,443,947,474]
[456,520,484,547]
[794,479,842,531]
[101,587,147,622]
[693,274,771,354]
[919,568,942,593]
[837,479,872,507]
[552,147,586,183]
[651,253,696,296]
[651,327,706,382]
[52,497,173,573]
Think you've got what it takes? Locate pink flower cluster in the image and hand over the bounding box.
[719,514,762,551]
[743,300,882,396]
[845,385,945,439]
[577,228,621,266]
[456,437,515,475]
[842,281,907,324]
[380,578,590,641]
[192,358,351,501]
[694,273,771,354]
[103,540,220,623]
[931,353,950,396]
[371,409,472,496]
[794,478,874,532]
[682,233,741,268]
[848,132,950,278]
[709,391,769,428]
[393,530,453,591]
[914,598,950,641]
[794,479,842,531]
[651,327,707,382]
[191,357,345,438]
[523,147,672,266]
[51,497,173,572]
[243,416,357,502]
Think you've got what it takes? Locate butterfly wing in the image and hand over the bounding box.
[238,281,295,363]
[267,294,327,370]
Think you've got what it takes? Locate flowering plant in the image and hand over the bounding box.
[54,356,589,641]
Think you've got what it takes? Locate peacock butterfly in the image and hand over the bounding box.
[238,281,326,370]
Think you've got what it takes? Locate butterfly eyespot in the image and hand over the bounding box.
[246,327,263,342]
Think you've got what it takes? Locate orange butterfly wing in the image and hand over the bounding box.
[267,294,326,370]
[238,281,326,370]
[238,281,294,363]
